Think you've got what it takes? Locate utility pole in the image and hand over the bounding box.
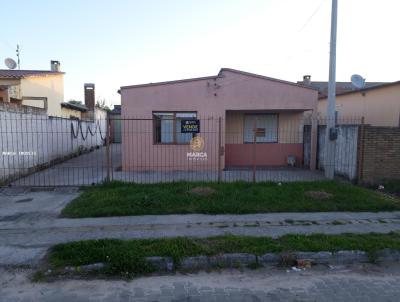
[16,44,21,69]
[324,0,338,179]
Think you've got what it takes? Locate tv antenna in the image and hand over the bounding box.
[351,74,365,89]
[4,58,17,69]
[16,44,21,69]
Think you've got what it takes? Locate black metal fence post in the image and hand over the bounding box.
[357,116,365,184]
[252,118,256,183]
[106,115,111,182]
[218,117,222,182]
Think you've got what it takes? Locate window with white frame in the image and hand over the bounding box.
[153,112,197,144]
[243,114,278,143]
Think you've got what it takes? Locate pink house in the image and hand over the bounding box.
[120,68,318,172]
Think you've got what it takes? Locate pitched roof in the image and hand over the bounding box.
[220,68,318,91]
[111,105,121,114]
[316,81,400,99]
[297,80,390,98]
[120,68,318,91]
[61,102,88,112]
[0,69,64,79]
[120,75,216,90]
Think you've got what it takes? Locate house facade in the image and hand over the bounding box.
[0,63,107,121]
[317,82,400,127]
[0,61,65,117]
[120,68,319,172]
[298,75,400,126]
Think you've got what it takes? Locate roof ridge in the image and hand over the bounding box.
[120,75,217,90]
[219,68,319,91]
[121,68,319,91]
[318,81,400,99]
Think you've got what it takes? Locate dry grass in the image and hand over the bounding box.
[305,191,333,200]
[188,186,216,197]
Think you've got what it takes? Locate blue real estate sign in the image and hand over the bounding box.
[181,119,200,133]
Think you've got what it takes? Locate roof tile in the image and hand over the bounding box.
[0,69,64,79]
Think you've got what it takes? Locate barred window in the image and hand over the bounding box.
[243,114,278,143]
[153,112,197,144]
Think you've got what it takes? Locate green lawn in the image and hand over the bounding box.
[61,181,400,218]
[47,233,400,277]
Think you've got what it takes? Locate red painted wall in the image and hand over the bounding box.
[225,143,303,167]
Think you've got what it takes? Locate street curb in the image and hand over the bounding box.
[61,249,400,274]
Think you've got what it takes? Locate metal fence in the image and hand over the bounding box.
[0,114,364,186]
[305,116,363,180]
[0,114,107,186]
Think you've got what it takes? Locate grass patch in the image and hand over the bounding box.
[61,181,400,218]
[382,180,400,197]
[330,220,346,225]
[45,232,400,277]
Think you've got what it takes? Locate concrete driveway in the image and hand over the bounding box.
[0,187,78,218]
[11,144,121,186]
[0,187,79,266]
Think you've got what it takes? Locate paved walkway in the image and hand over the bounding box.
[3,211,400,247]
[2,263,400,301]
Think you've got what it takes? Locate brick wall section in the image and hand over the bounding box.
[0,101,46,115]
[359,126,400,183]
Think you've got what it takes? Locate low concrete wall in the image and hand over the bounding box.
[0,101,46,115]
[59,249,400,275]
[0,109,107,183]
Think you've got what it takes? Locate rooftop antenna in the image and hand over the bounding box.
[16,44,20,69]
[350,74,365,89]
[4,58,17,69]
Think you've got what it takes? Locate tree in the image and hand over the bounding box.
[95,98,111,111]
[67,99,83,105]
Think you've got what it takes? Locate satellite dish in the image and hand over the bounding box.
[4,58,17,70]
[351,74,365,89]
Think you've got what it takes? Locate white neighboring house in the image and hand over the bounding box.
[0,60,107,120]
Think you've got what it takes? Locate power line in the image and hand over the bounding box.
[298,0,327,33]
[0,38,16,53]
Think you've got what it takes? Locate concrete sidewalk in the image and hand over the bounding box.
[2,211,400,248]
[1,210,400,267]
[3,211,400,237]
[1,188,400,266]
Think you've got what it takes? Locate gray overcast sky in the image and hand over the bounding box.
[1,0,399,106]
